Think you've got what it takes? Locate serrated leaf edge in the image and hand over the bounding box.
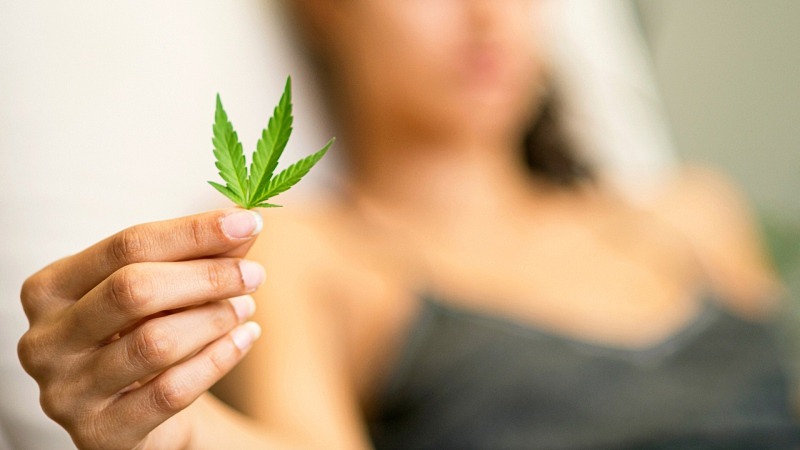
[209,81,332,209]
[254,138,333,204]
[211,94,249,206]
[248,77,294,205]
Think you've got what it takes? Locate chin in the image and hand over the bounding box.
[461,93,529,133]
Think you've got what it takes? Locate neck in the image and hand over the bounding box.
[339,119,543,223]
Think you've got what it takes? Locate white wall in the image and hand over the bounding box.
[637,0,800,220]
[0,2,332,447]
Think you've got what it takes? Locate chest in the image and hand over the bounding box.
[338,208,709,410]
[394,210,704,349]
[366,299,797,449]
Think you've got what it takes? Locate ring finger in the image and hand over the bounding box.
[88,295,255,395]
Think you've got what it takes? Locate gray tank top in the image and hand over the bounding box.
[367,294,800,449]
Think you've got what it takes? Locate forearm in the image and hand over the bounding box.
[188,394,297,450]
[189,393,375,450]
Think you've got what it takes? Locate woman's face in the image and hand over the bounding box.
[305,0,546,144]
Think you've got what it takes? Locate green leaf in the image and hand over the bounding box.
[208,180,244,205]
[256,138,333,203]
[210,94,249,206]
[208,79,333,209]
[249,77,294,204]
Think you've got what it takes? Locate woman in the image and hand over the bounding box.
[17,0,798,448]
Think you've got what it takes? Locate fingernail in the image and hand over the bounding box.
[231,322,262,351]
[221,210,263,239]
[228,295,256,322]
[239,260,265,292]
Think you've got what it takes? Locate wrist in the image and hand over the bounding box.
[184,394,213,450]
[184,393,289,450]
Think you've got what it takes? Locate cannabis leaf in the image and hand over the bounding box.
[208,76,333,209]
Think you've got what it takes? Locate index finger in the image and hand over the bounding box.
[35,208,263,301]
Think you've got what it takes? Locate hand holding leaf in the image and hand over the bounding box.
[209,76,333,209]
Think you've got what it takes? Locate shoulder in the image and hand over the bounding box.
[249,202,341,285]
[248,198,416,367]
[646,164,785,316]
[250,199,416,345]
[648,165,760,249]
[249,201,402,303]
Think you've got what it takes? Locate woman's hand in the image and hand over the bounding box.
[17,208,266,450]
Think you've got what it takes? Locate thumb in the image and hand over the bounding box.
[214,208,264,259]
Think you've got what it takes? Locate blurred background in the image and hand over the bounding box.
[0,1,798,448]
[2,0,796,277]
[635,0,800,294]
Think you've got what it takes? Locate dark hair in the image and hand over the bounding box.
[521,93,594,187]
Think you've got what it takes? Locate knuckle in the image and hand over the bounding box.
[32,368,102,447]
[17,331,52,377]
[17,332,39,376]
[16,332,38,374]
[39,385,71,424]
[108,265,151,315]
[131,325,174,370]
[111,228,149,265]
[71,432,99,450]
[205,262,229,294]
[69,412,106,450]
[19,272,52,316]
[210,301,238,334]
[206,346,234,378]
[19,289,35,318]
[151,377,191,414]
[19,275,40,307]
[187,216,215,249]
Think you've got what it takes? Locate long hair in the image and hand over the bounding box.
[521,92,594,187]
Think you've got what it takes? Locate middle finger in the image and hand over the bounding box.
[88,295,256,395]
[68,258,265,344]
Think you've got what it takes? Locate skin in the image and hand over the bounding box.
[18,0,785,449]
[18,209,271,449]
